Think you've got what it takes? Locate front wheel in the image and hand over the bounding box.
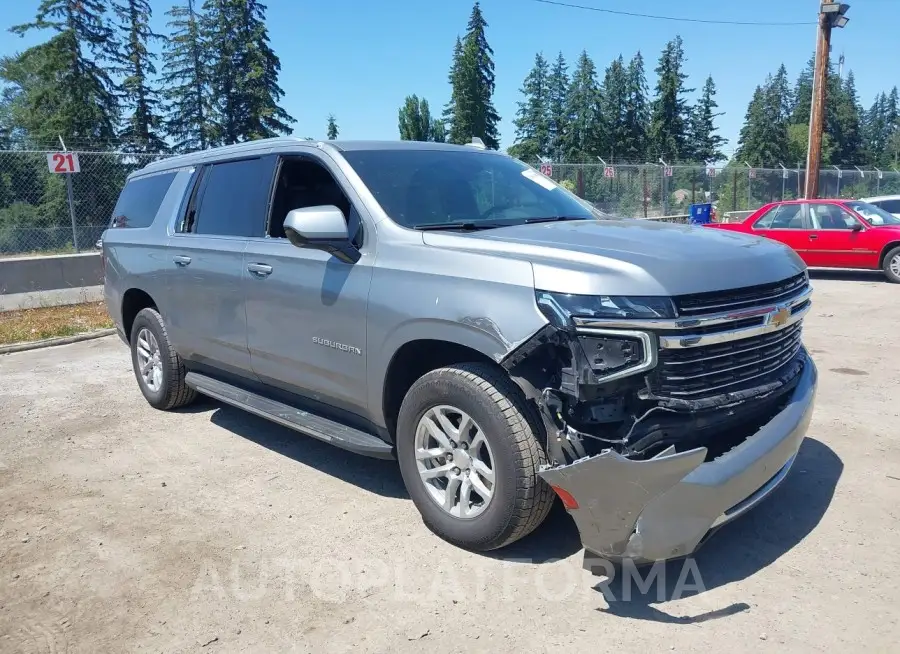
[396,363,554,551]
[883,246,900,284]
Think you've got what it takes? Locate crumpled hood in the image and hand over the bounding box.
[422,219,807,296]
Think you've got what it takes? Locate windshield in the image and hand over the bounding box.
[846,201,900,226]
[341,148,600,229]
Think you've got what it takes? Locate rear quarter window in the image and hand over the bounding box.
[110,172,178,228]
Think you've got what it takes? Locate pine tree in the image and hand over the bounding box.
[649,36,693,161]
[113,0,166,152]
[688,75,726,163]
[832,71,863,164]
[508,52,550,161]
[546,52,569,161]
[161,0,211,152]
[203,0,294,144]
[326,114,339,140]
[621,51,649,162]
[599,55,628,161]
[771,64,794,124]
[399,95,445,142]
[734,75,789,166]
[443,3,501,148]
[791,54,815,126]
[443,37,465,143]
[563,50,602,161]
[8,0,120,146]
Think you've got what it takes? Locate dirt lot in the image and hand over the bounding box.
[1,271,899,653]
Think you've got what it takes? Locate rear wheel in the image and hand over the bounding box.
[396,363,554,551]
[884,246,900,284]
[129,308,196,410]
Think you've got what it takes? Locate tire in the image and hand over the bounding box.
[396,362,554,551]
[883,246,900,284]
[129,307,197,410]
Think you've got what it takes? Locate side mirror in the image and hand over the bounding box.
[283,205,360,264]
[851,222,864,232]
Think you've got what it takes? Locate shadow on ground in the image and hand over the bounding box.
[198,398,842,624]
[206,402,408,499]
[594,437,842,623]
[808,268,886,283]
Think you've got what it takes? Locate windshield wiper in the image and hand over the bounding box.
[523,216,589,224]
[412,222,505,231]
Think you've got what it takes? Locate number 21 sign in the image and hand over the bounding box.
[47,152,80,174]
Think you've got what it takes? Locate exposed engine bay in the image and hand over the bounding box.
[502,273,811,468]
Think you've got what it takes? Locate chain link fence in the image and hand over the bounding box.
[541,162,900,221]
[0,150,164,256]
[3,149,900,255]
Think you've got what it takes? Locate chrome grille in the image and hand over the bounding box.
[655,322,804,397]
[572,273,812,399]
[674,272,808,316]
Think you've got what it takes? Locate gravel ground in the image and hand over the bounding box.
[1,270,899,653]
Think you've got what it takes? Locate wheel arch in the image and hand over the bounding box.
[121,288,157,343]
[380,337,499,442]
[878,241,900,269]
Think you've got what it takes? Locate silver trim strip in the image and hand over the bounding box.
[573,328,658,383]
[573,285,812,331]
[658,301,810,350]
[661,323,802,365]
[711,454,797,528]
[677,280,808,314]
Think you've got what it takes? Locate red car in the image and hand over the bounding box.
[706,199,900,283]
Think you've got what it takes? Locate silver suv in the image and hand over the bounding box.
[103,139,817,570]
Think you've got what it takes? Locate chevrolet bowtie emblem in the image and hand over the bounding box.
[770,306,791,328]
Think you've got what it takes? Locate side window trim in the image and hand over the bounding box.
[177,165,209,234]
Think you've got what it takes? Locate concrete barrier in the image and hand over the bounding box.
[0,252,103,310]
[0,252,102,295]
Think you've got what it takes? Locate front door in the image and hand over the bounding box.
[166,156,277,376]
[243,153,374,418]
[751,202,815,264]
[805,203,880,269]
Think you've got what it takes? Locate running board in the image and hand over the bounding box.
[185,372,394,459]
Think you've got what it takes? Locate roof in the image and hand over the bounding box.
[134,137,500,177]
[858,195,900,202]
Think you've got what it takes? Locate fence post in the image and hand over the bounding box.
[66,172,80,253]
[58,136,80,253]
[642,166,648,218]
[576,167,584,198]
[731,169,738,211]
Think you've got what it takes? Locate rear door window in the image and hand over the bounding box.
[754,204,804,229]
[110,172,177,228]
[879,199,900,213]
[192,158,274,237]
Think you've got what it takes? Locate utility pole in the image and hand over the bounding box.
[805,2,850,199]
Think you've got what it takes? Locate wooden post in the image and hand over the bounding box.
[805,7,833,199]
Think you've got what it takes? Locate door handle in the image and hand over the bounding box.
[173,255,192,266]
[808,234,818,240]
[247,262,273,277]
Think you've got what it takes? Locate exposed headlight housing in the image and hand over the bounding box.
[536,290,676,328]
[536,290,665,384]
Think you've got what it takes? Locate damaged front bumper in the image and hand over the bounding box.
[537,351,817,569]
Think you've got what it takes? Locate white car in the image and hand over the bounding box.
[859,195,900,221]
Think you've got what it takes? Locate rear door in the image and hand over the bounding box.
[750,202,815,264]
[805,203,879,269]
[166,156,277,377]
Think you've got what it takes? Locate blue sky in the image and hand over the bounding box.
[1,0,898,155]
